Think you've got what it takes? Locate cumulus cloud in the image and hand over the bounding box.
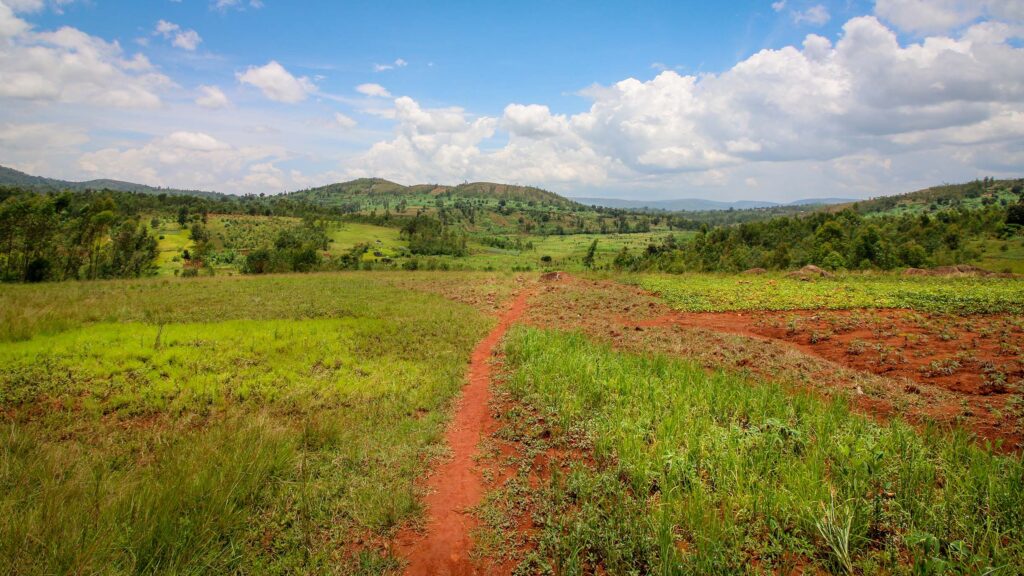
[4,0,77,14]
[342,12,1024,196]
[355,83,391,97]
[78,131,284,192]
[236,61,315,103]
[875,0,1023,35]
[153,20,202,51]
[0,9,171,107]
[195,85,230,109]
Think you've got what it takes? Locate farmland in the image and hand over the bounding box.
[2,269,1022,575]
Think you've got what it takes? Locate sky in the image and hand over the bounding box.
[0,0,1022,201]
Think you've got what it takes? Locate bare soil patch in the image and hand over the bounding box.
[525,274,1024,451]
[636,308,1024,450]
[395,289,532,575]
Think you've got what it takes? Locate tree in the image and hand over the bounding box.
[177,205,189,228]
[1008,203,1024,226]
[583,239,598,268]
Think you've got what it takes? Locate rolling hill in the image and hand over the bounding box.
[283,178,579,209]
[0,165,223,199]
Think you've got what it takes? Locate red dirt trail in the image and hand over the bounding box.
[396,288,532,576]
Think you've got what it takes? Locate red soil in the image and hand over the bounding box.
[635,308,1024,450]
[396,289,533,575]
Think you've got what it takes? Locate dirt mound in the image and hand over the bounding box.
[903,264,1013,277]
[742,268,767,275]
[787,264,831,279]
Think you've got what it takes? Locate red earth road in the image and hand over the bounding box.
[396,289,532,575]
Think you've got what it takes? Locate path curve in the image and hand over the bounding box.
[397,288,532,575]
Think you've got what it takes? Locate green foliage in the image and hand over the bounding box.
[401,215,467,256]
[637,273,1024,314]
[623,203,1014,273]
[502,328,1024,574]
[0,190,158,282]
[0,273,494,573]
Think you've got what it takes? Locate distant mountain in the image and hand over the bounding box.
[573,196,858,211]
[284,178,579,208]
[788,197,858,206]
[0,165,223,199]
[572,197,777,211]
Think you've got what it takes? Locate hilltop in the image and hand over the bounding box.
[283,178,578,209]
[0,165,223,199]
[833,178,1024,216]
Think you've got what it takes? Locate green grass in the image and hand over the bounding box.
[498,328,1024,574]
[0,273,495,574]
[329,222,406,260]
[153,221,192,276]
[969,237,1024,275]
[635,273,1024,314]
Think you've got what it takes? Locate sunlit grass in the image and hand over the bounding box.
[0,272,495,573]
[501,327,1024,574]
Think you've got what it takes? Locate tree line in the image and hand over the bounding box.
[613,202,1022,273]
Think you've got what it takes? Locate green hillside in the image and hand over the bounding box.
[834,178,1023,217]
[0,165,223,199]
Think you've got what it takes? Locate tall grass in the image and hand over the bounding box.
[503,328,1024,574]
[0,273,499,573]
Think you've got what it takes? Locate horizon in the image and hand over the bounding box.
[1,0,1022,201]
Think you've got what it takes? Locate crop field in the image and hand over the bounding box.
[636,273,1024,314]
[0,273,525,574]
[481,328,1023,574]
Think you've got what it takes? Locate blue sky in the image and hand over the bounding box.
[0,0,1022,200]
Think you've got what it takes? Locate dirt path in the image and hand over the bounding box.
[396,288,533,575]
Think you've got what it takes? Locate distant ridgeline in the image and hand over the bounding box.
[616,178,1024,273]
[0,163,1022,281]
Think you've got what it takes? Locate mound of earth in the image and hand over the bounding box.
[904,264,1014,277]
[788,264,831,279]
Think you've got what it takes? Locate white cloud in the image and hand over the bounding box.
[195,85,230,109]
[4,0,77,14]
[153,20,202,51]
[793,4,830,26]
[236,61,315,103]
[772,1,786,12]
[373,58,408,72]
[0,11,171,107]
[355,83,391,97]
[213,0,263,12]
[0,121,88,148]
[333,112,357,129]
[78,131,283,192]
[339,12,1024,198]
[875,0,1024,35]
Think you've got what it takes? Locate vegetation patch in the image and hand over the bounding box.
[0,274,494,574]
[637,273,1024,314]
[498,327,1024,574]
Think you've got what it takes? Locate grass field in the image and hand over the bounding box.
[969,237,1024,275]
[490,328,1024,574]
[635,273,1024,314]
[0,273,508,574]
[329,223,405,260]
